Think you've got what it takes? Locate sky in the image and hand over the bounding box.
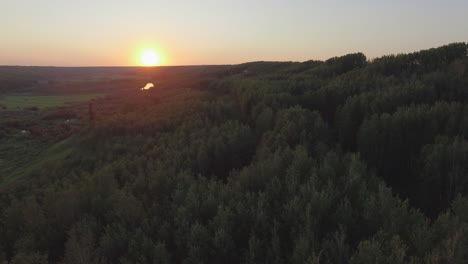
[1,0,467,66]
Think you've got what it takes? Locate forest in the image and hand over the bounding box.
[1,43,468,263]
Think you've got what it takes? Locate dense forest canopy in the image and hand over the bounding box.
[1,43,468,263]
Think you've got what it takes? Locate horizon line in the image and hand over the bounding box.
[0,64,230,68]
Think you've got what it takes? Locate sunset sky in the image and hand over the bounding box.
[2,0,467,66]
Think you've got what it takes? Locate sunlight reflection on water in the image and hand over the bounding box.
[141,83,154,90]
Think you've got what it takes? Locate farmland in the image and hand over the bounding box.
[0,94,102,109]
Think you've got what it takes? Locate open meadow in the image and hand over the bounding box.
[0,94,102,109]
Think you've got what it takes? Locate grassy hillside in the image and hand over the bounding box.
[0,94,102,109]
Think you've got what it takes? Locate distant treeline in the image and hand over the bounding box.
[1,43,468,263]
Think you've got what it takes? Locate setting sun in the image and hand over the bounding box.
[140,50,160,66]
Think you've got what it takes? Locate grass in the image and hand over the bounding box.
[0,134,45,183]
[0,94,102,109]
[0,133,77,188]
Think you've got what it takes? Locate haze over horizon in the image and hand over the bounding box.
[2,0,468,66]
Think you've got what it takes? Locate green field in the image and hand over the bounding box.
[0,94,102,109]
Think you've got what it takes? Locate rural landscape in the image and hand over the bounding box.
[2,0,468,263]
[1,43,468,263]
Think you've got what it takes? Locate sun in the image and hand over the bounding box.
[140,49,160,66]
